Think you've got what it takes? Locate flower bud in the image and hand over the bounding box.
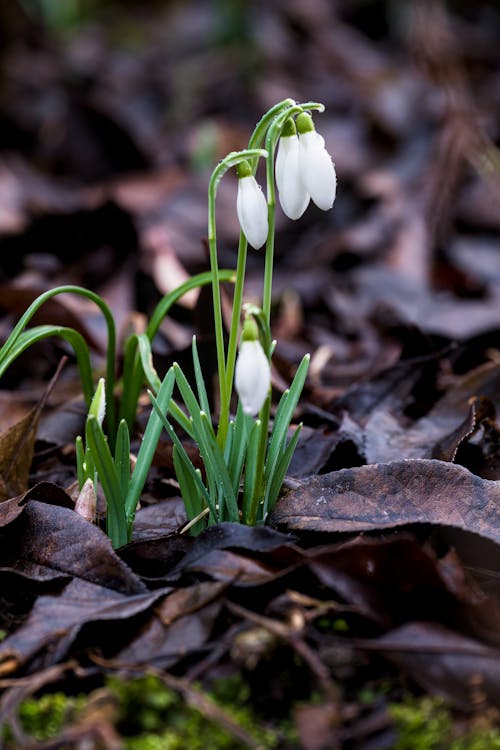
[89,378,106,426]
[296,113,336,211]
[276,118,310,220]
[235,322,271,416]
[74,477,97,523]
[236,161,269,250]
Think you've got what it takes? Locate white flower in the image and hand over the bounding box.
[298,130,336,211]
[235,339,271,416]
[276,134,310,220]
[236,175,269,250]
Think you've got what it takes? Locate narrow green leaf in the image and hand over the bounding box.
[173,363,217,438]
[137,334,161,392]
[85,415,127,548]
[149,391,216,517]
[264,424,302,518]
[75,435,86,490]
[115,419,131,499]
[0,325,95,409]
[124,368,175,521]
[191,336,211,416]
[265,354,309,485]
[89,378,106,423]
[173,445,205,534]
[167,399,194,438]
[227,403,248,495]
[198,411,239,522]
[241,417,262,525]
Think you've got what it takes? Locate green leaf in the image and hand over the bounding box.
[85,415,127,548]
[136,334,162,392]
[0,325,95,408]
[76,435,86,490]
[173,363,216,438]
[124,368,176,521]
[115,419,131,499]
[198,411,239,522]
[241,416,262,525]
[89,378,106,423]
[172,445,205,534]
[227,403,248,495]
[167,399,194,438]
[264,424,302,517]
[191,336,211,416]
[0,284,117,438]
[265,354,309,487]
[149,391,216,518]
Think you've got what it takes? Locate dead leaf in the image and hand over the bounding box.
[270,459,500,545]
[0,406,40,502]
[374,622,500,708]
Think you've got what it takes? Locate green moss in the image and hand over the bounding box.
[390,696,500,750]
[108,673,295,749]
[6,692,85,742]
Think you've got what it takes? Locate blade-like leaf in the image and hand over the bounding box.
[124,368,176,521]
[227,403,248,495]
[241,417,262,525]
[149,391,216,517]
[265,354,309,486]
[115,419,131,499]
[191,336,211,416]
[172,445,205,534]
[264,424,302,517]
[85,416,127,548]
[198,412,239,523]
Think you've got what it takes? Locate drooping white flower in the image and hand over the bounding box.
[276,119,310,220]
[297,113,336,211]
[235,338,271,416]
[236,161,269,250]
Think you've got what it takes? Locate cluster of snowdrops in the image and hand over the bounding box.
[0,99,336,547]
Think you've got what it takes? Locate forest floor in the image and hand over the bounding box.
[0,1,500,748]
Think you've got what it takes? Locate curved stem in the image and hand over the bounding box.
[222,101,297,408]
[261,102,325,325]
[207,148,267,448]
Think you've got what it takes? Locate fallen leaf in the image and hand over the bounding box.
[270,459,500,544]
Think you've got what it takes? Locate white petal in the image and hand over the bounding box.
[299,131,337,211]
[236,176,269,250]
[234,340,271,416]
[276,135,310,220]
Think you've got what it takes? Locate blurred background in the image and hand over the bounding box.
[0,0,499,399]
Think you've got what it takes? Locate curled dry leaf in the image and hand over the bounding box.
[270,459,500,544]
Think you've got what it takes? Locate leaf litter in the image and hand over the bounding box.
[1,0,500,746]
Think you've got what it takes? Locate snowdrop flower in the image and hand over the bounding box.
[236,160,269,250]
[275,118,310,220]
[235,319,271,416]
[296,112,336,211]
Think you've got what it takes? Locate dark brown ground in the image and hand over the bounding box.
[0,1,500,747]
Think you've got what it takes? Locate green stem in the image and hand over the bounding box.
[261,101,325,326]
[247,98,296,158]
[222,101,297,405]
[224,233,247,414]
[206,148,267,448]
